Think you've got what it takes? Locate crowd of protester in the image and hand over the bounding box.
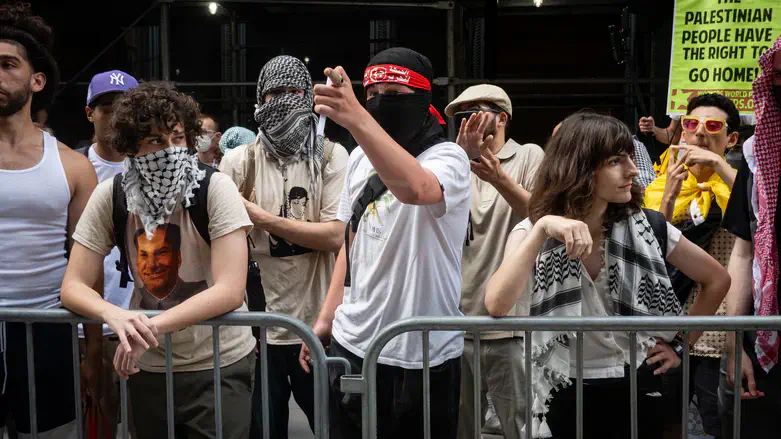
[0,2,780,439]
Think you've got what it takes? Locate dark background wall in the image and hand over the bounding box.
[33,0,676,150]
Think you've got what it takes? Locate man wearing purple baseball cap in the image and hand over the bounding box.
[79,69,139,439]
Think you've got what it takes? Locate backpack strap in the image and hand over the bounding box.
[76,144,92,157]
[186,162,217,247]
[643,208,668,260]
[111,173,132,289]
[344,173,388,287]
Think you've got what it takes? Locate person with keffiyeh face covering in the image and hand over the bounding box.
[219,55,349,439]
[720,35,781,438]
[297,47,470,439]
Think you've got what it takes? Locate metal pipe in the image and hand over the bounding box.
[629,332,638,439]
[681,331,690,439]
[71,325,83,439]
[733,332,743,439]
[165,333,175,439]
[442,78,668,86]
[213,326,224,439]
[25,323,37,439]
[422,331,431,439]
[160,1,171,81]
[230,8,239,126]
[446,5,456,140]
[120,377,129,439]
[2,310,781,331]
[63,78,667,87]
[172,0,454,8]
[576,332,583,439]
[260,328,270,439]
[472,334,481,439]
[524,332,532,439]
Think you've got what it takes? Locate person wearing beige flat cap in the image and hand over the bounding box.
[445,84,544,439]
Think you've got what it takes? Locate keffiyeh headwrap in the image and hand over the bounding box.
[123,146,205,239]
[525,211,681,438]
[219,126,257,153]
[750,36,781,372]
[254,55,324,196]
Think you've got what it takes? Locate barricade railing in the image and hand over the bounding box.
[340,315,781,439]
[0,308,348,439]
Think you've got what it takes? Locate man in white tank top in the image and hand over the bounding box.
[0,3,98,438]
[79,70,139,439]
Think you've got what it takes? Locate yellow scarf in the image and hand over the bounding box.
[644,149,732,224]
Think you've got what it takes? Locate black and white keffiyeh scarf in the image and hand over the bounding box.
[123,146,205,239]
[254,55,325,196]
[525,211,681,438]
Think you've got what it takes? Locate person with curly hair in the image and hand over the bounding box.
[61,82,256,438]
[485,113,730,439]
[0,2,98,437]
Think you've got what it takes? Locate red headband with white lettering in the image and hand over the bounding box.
[363,64,431,90]
[363,64,445,124]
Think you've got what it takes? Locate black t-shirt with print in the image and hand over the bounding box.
[722,155,781,354]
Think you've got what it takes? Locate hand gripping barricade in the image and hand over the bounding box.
[337,315,781,439]
[0,309,348,439]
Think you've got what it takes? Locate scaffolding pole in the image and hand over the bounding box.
[161,1,171,81]
[231,8,239,126]
[171,0,453,8]
[446,6,456,139]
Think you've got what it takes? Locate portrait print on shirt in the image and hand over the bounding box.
[133,223,208,310]
[269,186,314,257]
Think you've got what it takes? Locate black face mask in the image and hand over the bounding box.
[366,92,433,157]
[774,85,781,111]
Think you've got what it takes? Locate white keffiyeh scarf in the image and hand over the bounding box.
[122,146,205,239]
[524,210,681,438]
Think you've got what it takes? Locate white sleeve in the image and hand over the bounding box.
[665,222,683,258]
[336,149,361,224]
[420,142,471,219]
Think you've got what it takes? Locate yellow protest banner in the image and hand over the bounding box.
[667,0,781,115]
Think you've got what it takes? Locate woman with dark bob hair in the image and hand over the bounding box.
[485,112,730,438]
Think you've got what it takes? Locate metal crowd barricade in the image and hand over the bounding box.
[0,308,347,439]
[341,315,781,439]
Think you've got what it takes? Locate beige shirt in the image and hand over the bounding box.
[73,173,256,373]
[220,137,349,344]
[460,139,544,340]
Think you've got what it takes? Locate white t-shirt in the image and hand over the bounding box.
[332,142,471,369]
[79,145,133,338]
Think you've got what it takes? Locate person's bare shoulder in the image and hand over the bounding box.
[57,141,98,195]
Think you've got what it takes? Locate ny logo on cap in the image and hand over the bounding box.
[110,72,125,86]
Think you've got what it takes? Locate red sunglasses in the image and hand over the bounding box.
[681,116,728,134]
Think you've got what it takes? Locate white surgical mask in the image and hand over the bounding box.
[196,134,213,153]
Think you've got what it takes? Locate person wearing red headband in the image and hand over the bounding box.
[300,48,470,438]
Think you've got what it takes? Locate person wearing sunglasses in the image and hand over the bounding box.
[644,93,741,439]
[443,84,544,439]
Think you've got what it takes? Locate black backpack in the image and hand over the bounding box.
[111,162,265,311]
